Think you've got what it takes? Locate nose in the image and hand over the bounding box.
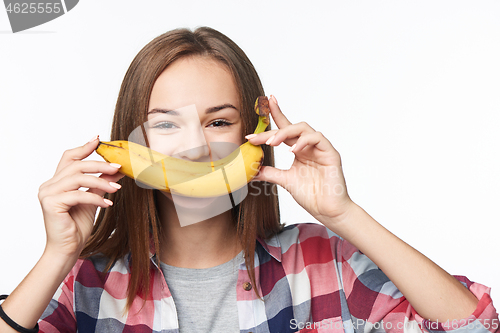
[173,125,210,162]
[177,144,210,161]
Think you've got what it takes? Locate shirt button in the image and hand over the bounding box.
[243,282,252,291]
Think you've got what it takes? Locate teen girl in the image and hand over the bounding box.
[0,27,497,333]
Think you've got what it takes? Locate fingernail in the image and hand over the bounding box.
[270,95,278,106]
[289,144,297,152]
[109,182,122,189]
[88,135,99,143]
[266,135,275,145]
[110,163,121,169]
[103,198,113,206]
[245,134,257,140]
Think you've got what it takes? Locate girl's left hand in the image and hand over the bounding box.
[246,95,355,225]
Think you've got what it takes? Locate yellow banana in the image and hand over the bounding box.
[96,96,270,198]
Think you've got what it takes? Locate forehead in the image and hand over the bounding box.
[149,56,239,111]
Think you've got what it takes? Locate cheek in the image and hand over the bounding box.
[146,132,178,156]
[230,122,244,145]
[205,126,244,160]
[205,126,243,145]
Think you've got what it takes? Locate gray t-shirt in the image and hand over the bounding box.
[159,251,244,333]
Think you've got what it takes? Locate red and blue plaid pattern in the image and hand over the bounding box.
[39,223,498,332]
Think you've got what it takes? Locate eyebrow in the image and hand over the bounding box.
[148,103,238,115]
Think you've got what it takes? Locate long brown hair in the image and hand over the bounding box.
[81,27,282,309]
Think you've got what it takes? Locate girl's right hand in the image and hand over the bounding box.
[37,136,124,261]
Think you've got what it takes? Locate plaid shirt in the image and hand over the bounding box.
[39,223,498,332]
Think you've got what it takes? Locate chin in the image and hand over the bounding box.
[158,191,236,227]
[166,192,218,209]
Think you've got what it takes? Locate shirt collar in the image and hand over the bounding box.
[257,233,282,262]
[147,232,283,264]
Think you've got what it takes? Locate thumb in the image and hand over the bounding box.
[253,166,287,188]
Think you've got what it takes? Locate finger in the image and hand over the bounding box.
[253,165,287,189]
[268,95,292,129]
[247,121,315,147]
[40,161,121,201]
[88,173,125,197]
[50,160,121,185]
[40,174,121,203]
[54,136,100,175]
[290,132,334,154]
[99,172,125,183]
[43,191,113,216]
[268,121,316,147]
[245,129,278,145]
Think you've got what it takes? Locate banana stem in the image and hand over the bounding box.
[253,116,270,134]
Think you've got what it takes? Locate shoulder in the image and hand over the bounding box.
[265,222,368,265]
[259,222,344,265]
[276,222,342,250]
[65,253,131,289]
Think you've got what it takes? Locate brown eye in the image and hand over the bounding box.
[209,119,232,127]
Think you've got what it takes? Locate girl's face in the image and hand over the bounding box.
[145,56,243,214]
[146,56,243,161]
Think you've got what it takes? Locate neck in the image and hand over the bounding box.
[156,192,242,268]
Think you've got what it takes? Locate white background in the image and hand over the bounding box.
[1,1,499,311]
